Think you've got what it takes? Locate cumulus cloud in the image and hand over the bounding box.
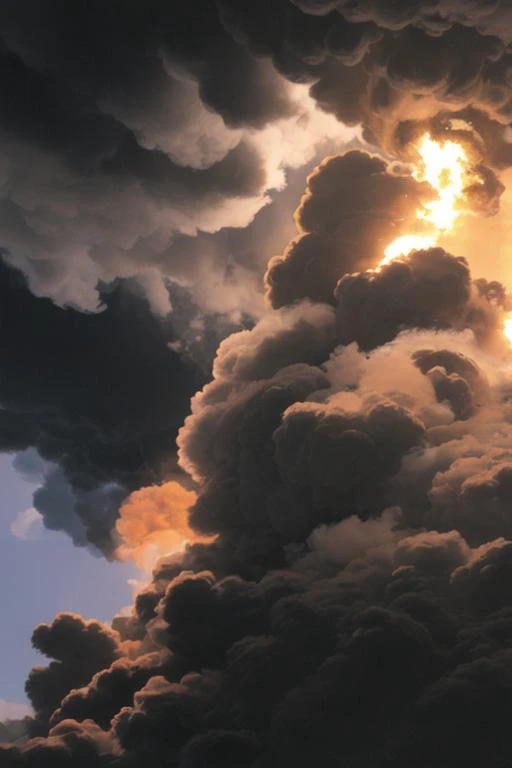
[0,0,360,315]
[7,3,512,767]
[265,149,429,308]
[115,482,206,570]
[335,247,501,351]
[0,262,202,555]
[25,613,120,734]
[219,0,512,171]
[7,232,512,766]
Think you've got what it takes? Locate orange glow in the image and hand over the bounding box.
[504,312,512,346]
[115,481,209,571]
[415,135,468,232]
[382,234,437,266]
[379,135,512,349]
[382,134,472,267]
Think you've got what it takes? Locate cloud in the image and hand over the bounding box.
[5,207,512,767]
[25,613,120,731]
[9,508,42,541]
[265,149,429,308]
[220,1,512,171]
[0,1,359,316]
[335,247,502,351]
[0,262,202,555]
[115,482,207,571]
[7,3,512,766]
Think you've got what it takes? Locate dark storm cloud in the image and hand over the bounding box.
[0,140,345,559]
[0,1,293,132]
[180,360,331,574]
[25,614,120,731]
[0,719,115,768]
[220,0,512,165]
[427,463,512,546]
[12,518,512,766]
[335,247,505,351]
[273,397,425,519]
[2,0,510,316]
[336,247,472,349]
[176,244,509,578]
[180,730,261,768]
[6,169,512,768]
[53,652,187,732]
[0,1,358,313]
[7,2,512,767]
[265,144,505,312]
[265,149,429,308]
[0,260,202,554]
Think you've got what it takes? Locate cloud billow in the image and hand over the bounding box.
[5,3,512,767]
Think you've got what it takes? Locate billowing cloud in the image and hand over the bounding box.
[219,0,512,169]
[115,482,205,570]
[335,247,503,351]
[0,0,359,313]
[0,261,201,554]
[7,0,512,320]
[265,149,429,307]
[6,3,512,767]
[25,614,120,732]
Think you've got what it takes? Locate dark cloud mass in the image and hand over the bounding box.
[264,150,429,307]
[220,0,512,155]
[0,0,509,313]
[6,2,512,767]
[0,0,354,313]
[335,247,491,350]
[0,259,202,553]
[6,226,512,765]
[25,614,120,732]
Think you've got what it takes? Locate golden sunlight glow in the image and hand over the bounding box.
[382,134,471,268]
[380,135,512,350]
[415,135,468,232]
[381,234,437,266]
[504,312,512,346]
[115,481,210,572]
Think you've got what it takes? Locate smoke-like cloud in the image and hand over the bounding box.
[220,0,512,166]
[0,261,201,554]
[6,238,512,761]
[115,482,204,570]
[0,0,359,313]
[264,149,429,307]
[6,2,512,766]
[25,613,120,733]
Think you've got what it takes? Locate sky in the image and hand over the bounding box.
[0,455,138,710]
[4,2,512,767]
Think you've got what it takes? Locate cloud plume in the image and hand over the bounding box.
[6,3,512,767]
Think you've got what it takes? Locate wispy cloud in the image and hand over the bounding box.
[10,508,43,541]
